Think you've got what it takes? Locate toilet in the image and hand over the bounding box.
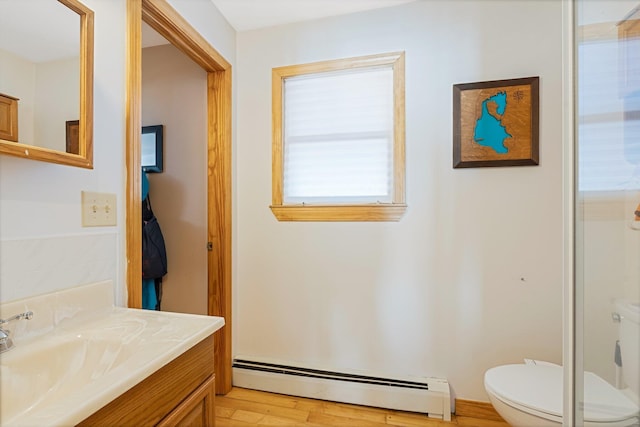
[484,300,640,427]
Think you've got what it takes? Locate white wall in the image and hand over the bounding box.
[0,50,36,145]
[0,52,78,151]
[0,0,235,308]
[0,0,127,304]
[142,43,208,315]
[235,0,564,401]
[34,57,79,152]
[166,0,235,66]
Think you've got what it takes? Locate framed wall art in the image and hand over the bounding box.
[141,125,164,173]
[453,76,539,168]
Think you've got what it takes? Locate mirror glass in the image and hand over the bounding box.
[0,0,94,168]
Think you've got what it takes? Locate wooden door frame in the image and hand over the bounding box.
[126,0,232,394]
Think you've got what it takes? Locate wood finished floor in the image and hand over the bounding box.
[216,388,510,427]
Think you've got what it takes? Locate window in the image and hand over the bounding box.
[271,52,406,221]
[578,35,640,193]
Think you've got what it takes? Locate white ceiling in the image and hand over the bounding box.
[142,22,170,48]
[142,0,417,48]
[141,0,640,49]
[208,0,417,32]
[207,0,640,33]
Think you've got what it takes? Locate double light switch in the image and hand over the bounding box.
[81,191,116,227]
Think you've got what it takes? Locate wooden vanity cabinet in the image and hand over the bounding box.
[77,334,216,427]
[157,374,215,426]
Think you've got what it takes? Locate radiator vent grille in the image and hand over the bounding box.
[233,359,430,390]
[232,358,451,421]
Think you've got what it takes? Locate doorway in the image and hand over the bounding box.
[142,41,208,314]
[125,0,232,395]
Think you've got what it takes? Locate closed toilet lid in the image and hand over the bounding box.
[485,364,639,423]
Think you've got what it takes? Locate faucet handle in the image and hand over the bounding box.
[0,311,33,325]
[0,331,14,353]
[0,311,32,354]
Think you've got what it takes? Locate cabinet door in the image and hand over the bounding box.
[0,94,19,142]
[157,375,215,427]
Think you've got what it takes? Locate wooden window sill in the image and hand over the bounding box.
[270,204,407,222]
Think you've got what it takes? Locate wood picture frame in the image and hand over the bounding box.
[66,120,80,154]
[453,76,539,168]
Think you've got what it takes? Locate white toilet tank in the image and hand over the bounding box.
[615,299,639,401]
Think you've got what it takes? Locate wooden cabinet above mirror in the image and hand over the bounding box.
[0,0,94,168]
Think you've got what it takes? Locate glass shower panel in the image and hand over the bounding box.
[576,0,640,425]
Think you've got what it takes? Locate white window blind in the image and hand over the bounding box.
[578,38,640,192]
[282,66,394,204]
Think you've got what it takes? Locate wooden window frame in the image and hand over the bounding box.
[270,52,406,222]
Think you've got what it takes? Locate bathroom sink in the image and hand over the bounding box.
[0,280,225,427]
[0,334,134,422]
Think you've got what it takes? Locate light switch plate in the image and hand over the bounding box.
[81,191,117,227]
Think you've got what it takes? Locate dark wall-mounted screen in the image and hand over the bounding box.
[142,125,163,173]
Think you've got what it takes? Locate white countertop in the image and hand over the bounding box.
[0,281,224,427]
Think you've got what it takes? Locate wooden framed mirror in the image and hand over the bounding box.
[0,0,94,168]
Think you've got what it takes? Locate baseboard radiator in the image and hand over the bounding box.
[232,358,452,422]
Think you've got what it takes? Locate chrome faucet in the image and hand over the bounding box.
[0,311,33,353]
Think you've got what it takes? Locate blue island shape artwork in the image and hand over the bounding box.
[473,91,511,154]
